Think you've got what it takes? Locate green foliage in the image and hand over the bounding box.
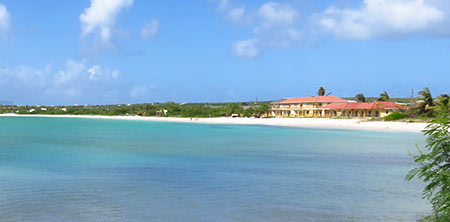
[355,93,366,102]
[243,107,255,117]
[384,112,407,121]
[407,117,450,221]
[0,101,272,118]
[377,91,390,101]
[317,87,326,96]
[433,94,450,117]
[416,87,434,117]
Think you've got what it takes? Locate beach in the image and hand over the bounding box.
[0,114,428,133]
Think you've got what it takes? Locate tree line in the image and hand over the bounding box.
[0,102,271,118]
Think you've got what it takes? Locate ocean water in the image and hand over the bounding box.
[0,117,429,221]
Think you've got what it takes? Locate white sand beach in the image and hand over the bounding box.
[0,114,428,133]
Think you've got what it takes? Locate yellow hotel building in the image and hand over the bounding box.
[269,96,348,117]
[268,96,407,118]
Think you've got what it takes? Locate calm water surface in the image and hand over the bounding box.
[0,117,429,221]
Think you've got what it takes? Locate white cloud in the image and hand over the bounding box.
[225,2,301,58]
[226,7,246,23]
[0,64,51,87]
[54,60,86,85]
[232,38,261,58]
[316,0,446,39]
[79,0,133,43]
[141,19,159,39]
[111,69,120,79]
[0,60,122,103]
[257,2,298,28]
[0,4,11,33]
[216,0,230,11]
[88,65,120,80]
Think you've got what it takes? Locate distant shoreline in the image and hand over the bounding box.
[0,114,428,133]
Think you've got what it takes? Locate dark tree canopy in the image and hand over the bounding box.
[355,93,366,102]
[417,87,434,116]
[317,87,326,96]
[377,91,390,101]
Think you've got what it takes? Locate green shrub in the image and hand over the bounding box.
[384,112,407,121]
[407,117,450,221]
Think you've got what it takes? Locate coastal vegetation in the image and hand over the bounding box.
[0,102,271,118]
[407,117,450,221]
[1,87,447,120]
[388,88,449,121]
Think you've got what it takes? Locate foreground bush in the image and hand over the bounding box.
[407,117,450,221]
[384,112,407,121]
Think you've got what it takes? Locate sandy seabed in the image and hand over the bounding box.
[0,114,428,133]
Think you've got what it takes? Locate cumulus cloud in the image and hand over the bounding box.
[88,65,120,81]
[215,0,230,11]
[54,60,86,85]
[0,59,122,102]
[257,2,298,28]
[0,4,11,33]
[225,2,302,58]
[215,0,450,58]
[316,0,447,39]
[141,19,159,39]
[79,0,133,44]
[226,7,247,23]
[232,38,261,58]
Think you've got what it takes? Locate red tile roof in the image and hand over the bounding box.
[320,101,407,110]
[279,96,348,103]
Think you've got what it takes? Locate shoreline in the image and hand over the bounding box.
[0,114,428,133]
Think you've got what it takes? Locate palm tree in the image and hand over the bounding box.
[417,87,433,115]
[433,94,449,115]
[355,93,366,102]
[377,91,390,101]
[317,87,326,96]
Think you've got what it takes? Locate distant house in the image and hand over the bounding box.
[268,96,407,118]
[156,109,168,116]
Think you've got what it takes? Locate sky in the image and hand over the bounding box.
[0,0,449,105]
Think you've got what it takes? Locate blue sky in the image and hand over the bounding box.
[0,0,449,105]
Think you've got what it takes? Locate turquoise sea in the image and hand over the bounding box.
[0,117,429,221]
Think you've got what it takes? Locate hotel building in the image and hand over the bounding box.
[268,96,407,118]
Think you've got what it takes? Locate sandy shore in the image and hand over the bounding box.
[0,114,428,133]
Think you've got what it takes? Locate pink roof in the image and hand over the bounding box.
[320,101,407,110]
[279,96,348,103]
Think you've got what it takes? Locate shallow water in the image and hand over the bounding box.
[0,117,429,221]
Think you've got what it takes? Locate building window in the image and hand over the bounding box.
[368,111,372,116]
[386,110,389,114]
[306,111,310,114]
[375,111,379,117]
